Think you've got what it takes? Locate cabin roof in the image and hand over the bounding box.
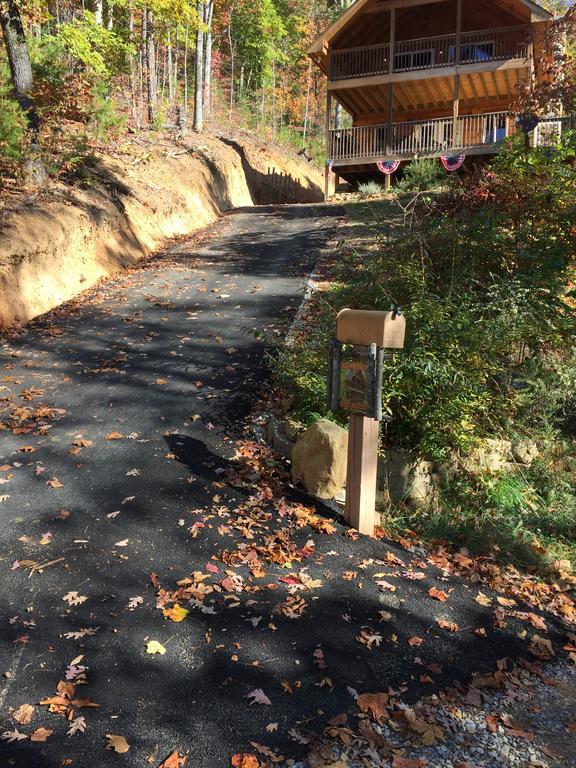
[308,0,553,59]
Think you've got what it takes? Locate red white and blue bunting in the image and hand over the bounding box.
[376,159,401,175]
[440,154,466,172]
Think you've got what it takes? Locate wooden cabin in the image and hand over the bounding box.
[309,0,567,193]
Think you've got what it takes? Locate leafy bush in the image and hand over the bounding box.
[90,82,125,141]
[357,180,385,198]
[396,158,446,192]
[0,70,26,162]
[58,11,134,79]
[276,134,576,460]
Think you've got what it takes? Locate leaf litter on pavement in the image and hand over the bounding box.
[1,215,575,768]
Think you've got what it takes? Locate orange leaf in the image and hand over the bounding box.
[407,636,424,647]
[106,432,124,440]
[436,619,459,632]
[231,755,259,768]
[428,587,450,602]
[158,751,187,768]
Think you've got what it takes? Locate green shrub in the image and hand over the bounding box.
[357,180,385,198]
[90,82,124,141]
[0,73,26,162]
[396,158,446,192]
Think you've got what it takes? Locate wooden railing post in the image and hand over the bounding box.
[389,7,396,74]
[324,90,333,201]
[452,75,460,148]
[455,0,462,65]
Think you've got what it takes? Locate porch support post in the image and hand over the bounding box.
[389,7,396,74]
[455,0,462,64]
[452,74,460,149]
[324,90,333,201]
[386,82,394,156]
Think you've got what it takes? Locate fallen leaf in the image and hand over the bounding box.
[68,717,86,736]
[146,640,166,655]
[408,636,424,647]
[486,714,499,733]
[163,604,189,622]
[357,692,389,723]
[106,432,124,440]
[392,757,427,768]
[475,592,492,607]
[436,619,459,632]
[529,634,554,660]
[428,587,450,602]
[1,729,28,743]
[245,689,271,706]
[230,756,259,768]
[158,751,187,768]
[30,727,53,742]
[114,539,129,547]
[13,703,35,725]
[63,591,88,607]
[106,734,130,753]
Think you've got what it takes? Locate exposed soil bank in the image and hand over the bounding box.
[0,130,322,326]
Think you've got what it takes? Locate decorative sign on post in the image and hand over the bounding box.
[327,309,406,536]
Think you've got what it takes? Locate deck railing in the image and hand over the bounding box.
[328,114,572,163]
[328,25,532,81]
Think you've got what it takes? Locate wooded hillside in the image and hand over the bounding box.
[0,0,357,186]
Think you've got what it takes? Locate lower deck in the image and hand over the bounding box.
[329,113,570,168]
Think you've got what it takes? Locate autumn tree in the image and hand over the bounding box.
[0,0,47,183]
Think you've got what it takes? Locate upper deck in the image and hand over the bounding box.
[328,25,532,84]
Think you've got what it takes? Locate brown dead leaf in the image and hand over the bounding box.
[407,636,424,647]
[485,714,499,733]
[106,734,130,753]
[13,704,35,725]
[392,756,428,768]
[428,587,450,602]
[30,727,53,742]
[356,692,389,723]
[436,619,459,632]
[105,432,124,440]
[529,634,554,660]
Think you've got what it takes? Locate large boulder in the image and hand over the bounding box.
[291,419,348,499]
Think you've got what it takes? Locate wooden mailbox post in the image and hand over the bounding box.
[327,309,406,536]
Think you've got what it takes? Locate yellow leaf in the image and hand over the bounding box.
[146,640,166,655]
[163,604,189,622]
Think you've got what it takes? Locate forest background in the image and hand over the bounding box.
[0,0,362,183]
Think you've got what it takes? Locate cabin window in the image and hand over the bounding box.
[394,49,434,71]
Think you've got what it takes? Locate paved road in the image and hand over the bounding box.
[0,204,569,768]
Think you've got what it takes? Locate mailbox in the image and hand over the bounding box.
[327,308,406,421]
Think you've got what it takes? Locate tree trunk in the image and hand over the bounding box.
[180,22,189,129]
[144,7,156,124]
[93,0,103,25]
[202,0,213,119]
[0,0,47,184]
[167,27,174,107]
[193,0,204,131]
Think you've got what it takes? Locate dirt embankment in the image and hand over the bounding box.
[0,131,323,326]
